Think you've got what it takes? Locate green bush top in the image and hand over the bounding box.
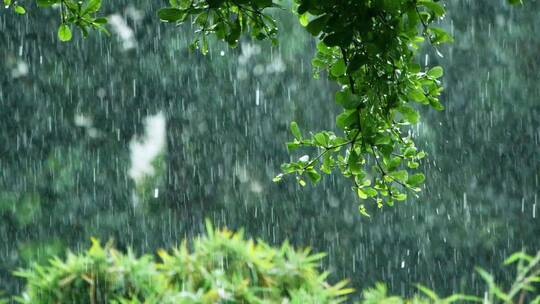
[14,221,353,304]
[9,221,540,303]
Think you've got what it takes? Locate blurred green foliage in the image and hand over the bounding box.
[14,222,353,303]
[9,225,540,303]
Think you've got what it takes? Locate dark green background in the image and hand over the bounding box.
[1,0,538,299]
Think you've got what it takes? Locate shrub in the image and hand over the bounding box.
[11,220,540,303]
[13,221,352,304]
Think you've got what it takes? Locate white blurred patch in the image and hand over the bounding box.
[299,155,309,162]
[266,56,286,74]
[125,6,143,23]
[496,14,506,27]
[74,114,93,128]
[74,113,100,138]
[234,165,263,194]
[238,43,261,65]
[236,68,248,80]
[11,61,28,78]
[237,43,285,77]
[129,112,166,183]
[250,180,263,193]
[253,64,265,76]
[108,14,137,51]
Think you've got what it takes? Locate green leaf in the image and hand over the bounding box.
[387,157,401,171]
[443,294,483,303]
[374,135,391,145]
[475,267,494,284]
[330,59,346,77]
[427,66,444,78]
[403,147,417,158]
[36,0,58,7]
[58,24,73,42]
[14,5,25,14]
[407,161,419,169]
[321,153,333,174]
[407,173,425,187]
[397,105,420,124]
[93,17,107,25]
[394,193,407,201]
[314,132,328,147]
[503,252,532,265]
[347,53,368,73]
[287,142,300,151]
[475,267,511,301]
[225,18,241,46]
[96,25,110,36]
[200,35,209,55]
[3,0,11,6]
[290,121,302,140]
[429,27,454,44]
[336,90,361,109]
[307,170,321,184]
[298,13,309,27]
[272,174,283,182]
[348,151,362,175]
[158,8,186,22]
[336,110,358,129]
[306,15,328,36]
[281,163,296,174]
[358,204,370,217]
[388,170,408,182]
[429,98,445,111]
[83,0,101,14]
[416,284,440,301]
[363,187,378,197]
[418,0,445,17]
[408,88,427,103]
[357,189,368,199]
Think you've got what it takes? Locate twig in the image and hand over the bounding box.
[301,131,361,170]
[340,47,356,94]
[371,145,417,194]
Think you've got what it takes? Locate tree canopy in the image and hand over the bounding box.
[14,222,354,303]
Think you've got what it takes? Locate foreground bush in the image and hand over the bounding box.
[10,221,540,303]
[13,221,353,304]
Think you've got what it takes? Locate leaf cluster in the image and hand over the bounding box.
[3,0,108,41]
[156,0,450,214]
[158,0,279,54]
[3,0,26,14]
[359,250,540,304]
[476,250,540,304]
[270,0,449,215]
